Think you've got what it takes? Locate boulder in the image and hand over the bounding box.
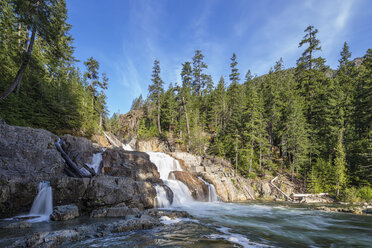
[82,175,156,210]
[1,221,31,229]
[51,177,90,207]
[0,123,65,181]
[363,208,372,214]
[143,209,191,219]
[136,138,169,152]
[91,134,110,148]
[25,229,80,248]
[61,134,102,165]
[101,148,161,182]
[170,171,209,201]
[0,179,38,218]
[50,204,79,221]
[90,206,140,218]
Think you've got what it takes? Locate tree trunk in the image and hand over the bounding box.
[181,95,190,151]
[259,141,262,171]
[235,136,238,175]
[249,140,253,173]
[157,100,162,135]
[0,23,37,100]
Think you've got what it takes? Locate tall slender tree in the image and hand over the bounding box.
[192,50,208,96]
[148,59,164,135]
[0,0,69,99]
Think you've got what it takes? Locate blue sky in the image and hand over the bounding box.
[66,0,372,115]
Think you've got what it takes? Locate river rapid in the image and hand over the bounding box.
[59,201,371,248]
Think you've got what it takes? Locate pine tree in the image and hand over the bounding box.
[192,50,208,96]
[0,0,70,99]
[225,53,243,167]
[84,57,100,104]
[283,93,309,181]
[148,59,164,135]
[334,129,347,197]
[178,62,193,151]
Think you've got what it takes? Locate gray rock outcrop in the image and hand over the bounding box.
[0,122,164,218]
[90,206,140,218]
[101,148,161,183]
[50,204,79,221]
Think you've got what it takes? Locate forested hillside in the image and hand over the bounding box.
[0,0,108,136]
[128,27,371,200]
[0,0,370,201]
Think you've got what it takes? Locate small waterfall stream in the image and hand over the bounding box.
[199,177,219,202]
[28,181,53,222]
[86,150,104,173]
[147,152,194,207]
[147,151,220,207]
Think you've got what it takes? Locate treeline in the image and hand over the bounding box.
[0,0,108,136]
[133,26,371,200]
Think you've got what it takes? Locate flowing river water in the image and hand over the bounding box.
[67,151,371,247]
[1,151,370,247]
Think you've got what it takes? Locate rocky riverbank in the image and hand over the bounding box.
[0,122,164,218]
[2,209,192,248]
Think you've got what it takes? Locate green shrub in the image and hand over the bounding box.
[358,186,372,202]
[340,187,360,203]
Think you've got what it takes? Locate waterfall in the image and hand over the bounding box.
[154,185,171,207]
[147,152,193,206]
[199,177,219,202]
[86,150,104,173]
[29,181,53,222]
[122,143,133,151]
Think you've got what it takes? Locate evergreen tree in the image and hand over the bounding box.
[192,50,208,96]
[282,93,309,181]
[225,53,242,167]
[0,0,70,99]
[334,129,347,197]
[84,57,100,103]
[148,59,164,135]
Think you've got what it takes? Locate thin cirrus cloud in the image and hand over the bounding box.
[67,0,371,115]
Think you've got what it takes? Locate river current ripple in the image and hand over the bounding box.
[65,202,372,247]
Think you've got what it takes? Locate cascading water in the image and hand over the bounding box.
[86,149,105,173]
[154,185,171,207]
[147,152,194,207]
[199,177,219,202]
[122,143,133,151]
[28,181,53,222]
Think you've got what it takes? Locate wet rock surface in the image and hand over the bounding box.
[82,175,157,210]
[1,221,31,229]
[61,134,102,166]
[90,206,140,218]
[314,205,372,215]
[9,210,191,248]
[0,123,64,181]
[101,148,161,182]
[0,123,162,219]
[51,205,79,221]
[170,171,209,201]
[170,152,256,202]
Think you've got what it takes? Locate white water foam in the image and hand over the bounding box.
[147,152,182,180]
[122,143,133,151]
[164,179,194,205]
[199,177,219,202]
[27,181,53,222]
[160,216,200,225]
[86,151,104,173]
[147,152,193,207]
[154,185,171,208]
[209,226,271,248]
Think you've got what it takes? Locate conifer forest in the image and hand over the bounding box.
[0,0,371,202]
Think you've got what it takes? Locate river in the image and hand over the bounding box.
[59,201,371,247]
